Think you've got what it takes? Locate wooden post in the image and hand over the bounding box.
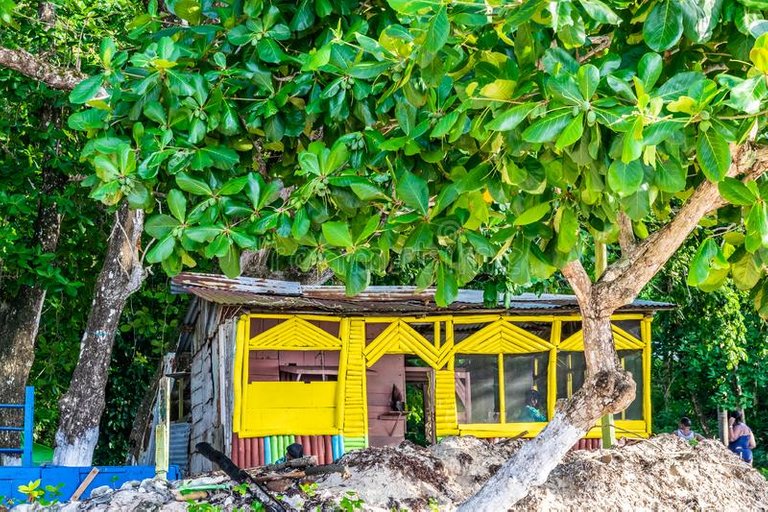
[718,408,729,446]
[595,242,617,449]
[155,377,171,480]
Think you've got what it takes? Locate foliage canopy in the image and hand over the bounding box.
[58,0,768,308]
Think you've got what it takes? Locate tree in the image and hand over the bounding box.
[647,239,768,466]
[13,0,768,505]
[0,0,149,465]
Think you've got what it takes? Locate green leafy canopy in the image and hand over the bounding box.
[68,0,768,307]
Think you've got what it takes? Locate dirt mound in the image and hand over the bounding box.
[315,437,524,510]
[516,435,768,511]
[313,434,768,511]
[40,435,768,511]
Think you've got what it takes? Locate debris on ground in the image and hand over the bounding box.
[13,434,768,511]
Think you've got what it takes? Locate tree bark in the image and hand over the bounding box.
[0,160,65,460]
[459,306,634,511]
[53,203,145,466]
[0,47,85,90]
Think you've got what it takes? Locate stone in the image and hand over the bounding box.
[56,502,81,512]
[120,480,141,490]
[89,485,112,499]
[10,504,40,512]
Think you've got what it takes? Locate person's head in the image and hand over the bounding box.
[526,389,541,408]
[729,411,744,425]
[679,417,692,431]
[286,443,303,460]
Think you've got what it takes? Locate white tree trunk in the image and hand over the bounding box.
[53,427,99,466]
[53,204,144,466]
[458,412,584,511]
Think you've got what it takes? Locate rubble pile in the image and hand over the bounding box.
[11,435,768,511]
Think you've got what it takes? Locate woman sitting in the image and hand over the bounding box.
[728,411,757,464]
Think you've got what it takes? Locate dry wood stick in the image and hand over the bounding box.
[70,467,100,502]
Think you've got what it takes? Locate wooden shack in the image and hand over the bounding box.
[143,272,672,474]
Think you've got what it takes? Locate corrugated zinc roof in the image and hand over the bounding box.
[170,272,674,315]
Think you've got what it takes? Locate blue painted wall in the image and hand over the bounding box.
[0,465,180,504]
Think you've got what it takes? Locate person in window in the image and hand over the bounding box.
[274,442,304,465]
[728,411,757,464]
[519,389,547,422]
[673,417,704,442]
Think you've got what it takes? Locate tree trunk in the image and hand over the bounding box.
[53,203,144,466]
[0,163,65,461]
[459,309,635,511]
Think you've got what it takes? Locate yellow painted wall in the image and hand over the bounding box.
[232,312,654,443]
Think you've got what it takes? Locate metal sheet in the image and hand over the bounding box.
[172,272,675,314]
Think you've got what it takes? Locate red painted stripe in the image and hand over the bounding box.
[236,434,245,467]
[324,436,333,464]
[244,435,252,468]
[309,436,319,461]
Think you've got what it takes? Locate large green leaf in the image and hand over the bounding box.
[486,103,536,131]
[696,129,731,182]
[578,0,620,24]
[176,173,213,196]
[687,238,728,286]
[654,156,687,193]
[555,113,584,149]
[730,247,762,290]
[397,171,430,216]
[522,111,573,143]
[746,202,768,253]
[643,0,684,51]
[555,206,579,253]
[322,221,354,247]
[435,263,458,307]
[424,7,449,54]
[167,189,187,221]
[70,75,104,104]
[513,202,551,225]
[145,214,180,238]
[719,177,757,206]
[146,235,176,264]
[608,160,644,197]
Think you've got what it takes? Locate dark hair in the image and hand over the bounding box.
[729,411,744,425]
[286,443,303,459]
[525,389,541,406]
[679,417,691,427]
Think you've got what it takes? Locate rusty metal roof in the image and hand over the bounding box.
[170,272,674,315]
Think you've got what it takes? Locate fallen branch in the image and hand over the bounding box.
[196,442,286,512]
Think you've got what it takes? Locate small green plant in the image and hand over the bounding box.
[18,480,44,503]
[186,501,222,512]
[428,497,440,512]
[16,480,63,506]
[338,491,364,512]
[299,482,318,497]
[232,482,249,496]
[39,484,64,506]
[250,502,266,512]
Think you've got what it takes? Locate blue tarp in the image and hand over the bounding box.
[0,465,180,504]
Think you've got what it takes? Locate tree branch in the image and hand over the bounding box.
[616,211,636,257]
[561,259,592,309]
[0,47,85,90]
[596,144,768,308]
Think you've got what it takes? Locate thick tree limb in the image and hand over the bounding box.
[561,259,592,309]
[616,211,636,256]
[596,144,768,309]
[0,47,85,90]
